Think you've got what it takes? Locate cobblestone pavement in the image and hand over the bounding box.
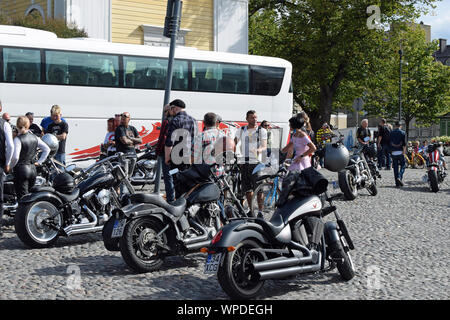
[0,161,448,300]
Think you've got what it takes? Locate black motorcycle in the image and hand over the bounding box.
[338,142,380,200]
[14,154,133,248]
[102,163,242,273]
[204,168,355,299]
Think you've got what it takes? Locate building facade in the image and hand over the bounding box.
[0,0,249,53]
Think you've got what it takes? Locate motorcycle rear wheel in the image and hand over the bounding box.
[338,170,358,200]
[119,217,168,273]
[428,170,439,193]
[217,239,265,299]
[14,201,62,248]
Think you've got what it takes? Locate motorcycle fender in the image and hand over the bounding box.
[120,203,170,220]
[324,221,340,245]
[209,220,270,249]
[18,191,63,207]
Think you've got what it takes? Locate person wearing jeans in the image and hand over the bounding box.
[389,121,407,187]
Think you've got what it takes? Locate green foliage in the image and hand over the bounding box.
[248,0,440,132]
[431,136,450,143]
[0,12,87,38]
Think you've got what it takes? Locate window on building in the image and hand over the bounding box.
[45,50,119,86]
[123,56,188,90]
[251,66,285,96]
[191,61,249,93]
[2,48,41,83]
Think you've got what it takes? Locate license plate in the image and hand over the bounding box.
[111,219,127,238]
[204,253,222,274]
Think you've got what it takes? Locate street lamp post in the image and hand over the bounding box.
[153,0,183,194]
[398,48,403,123]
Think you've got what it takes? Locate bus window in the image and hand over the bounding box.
[45,50,119,87]
[123,56,188,90]
[3,48,41,83]
[251,66,285,96]
[192,61,249,94]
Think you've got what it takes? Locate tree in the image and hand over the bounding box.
[0,12,87,38]
[363,23,450,139]
[248,0,439,132]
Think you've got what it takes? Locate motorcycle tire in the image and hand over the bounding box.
[119,217,168,273]
[329,239,355,281]
[217,239,266,300]
[14,201,62,249]
[428,170,439,193]
[366,182,378,196]
[338,170,358,201]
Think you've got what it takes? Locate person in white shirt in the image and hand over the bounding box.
[101,118,116,158]
[10,116,50,201]
[0,101,14,236]
[234,110,267,217]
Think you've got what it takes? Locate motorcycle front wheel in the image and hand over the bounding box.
[14,201,62,248]
[217,239,265,299]
[329,238,355,281]
[366,181,378,196]
[338,170,358,200]
[119,217,168,273]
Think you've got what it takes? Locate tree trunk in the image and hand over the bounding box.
[310,85,333,133]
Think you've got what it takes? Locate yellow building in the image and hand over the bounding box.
[0,0,249,53]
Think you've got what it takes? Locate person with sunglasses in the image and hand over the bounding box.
[115,112,142,181]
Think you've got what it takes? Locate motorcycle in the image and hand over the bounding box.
[338,141,380,201]
[424,143,447,193]
[102,163,242,273]
[14,153,133,248]
[203,167,355,299]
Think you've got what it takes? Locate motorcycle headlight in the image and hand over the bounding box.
[97,189,111,206]
[35,176,46,186]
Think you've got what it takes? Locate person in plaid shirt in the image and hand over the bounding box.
[193,113,225,176]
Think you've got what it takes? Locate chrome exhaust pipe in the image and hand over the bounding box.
[258,263,322,280]
[184,219,209,245]
[185,240,212,251]
[253,255,314,272]
[66,226,103,236]
[64,205,98,235]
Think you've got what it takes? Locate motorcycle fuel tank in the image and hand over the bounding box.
[275,195,323,224]
[186,183,220,204]
[78,172,116,194]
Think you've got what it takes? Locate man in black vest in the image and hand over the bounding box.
[0,102,15,236]
[377,118,391,170]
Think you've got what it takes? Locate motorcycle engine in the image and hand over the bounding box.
[143,160,157,170]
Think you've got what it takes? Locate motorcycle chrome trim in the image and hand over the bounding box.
[258,252,322,280]
[64,205,99,236]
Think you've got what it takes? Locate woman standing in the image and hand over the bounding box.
[283,115,317,172]
[10,116,50,200]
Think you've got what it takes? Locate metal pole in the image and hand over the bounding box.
[154,0,182,194]
[398,48,403,123]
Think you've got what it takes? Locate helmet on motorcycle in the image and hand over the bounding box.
[41,133,59,158]
[52,172,75,194]
[214,136,236,165]
[323,143,350,172]
[363,143,377,158]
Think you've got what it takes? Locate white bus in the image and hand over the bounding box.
[0,25,293,163]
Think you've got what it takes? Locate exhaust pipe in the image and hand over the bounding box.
[64,205,99,236]
[258,263,322,280]
[253,255,314,272]
[183,219,209,245]
[186,240,212,251]
[66,226,103,236]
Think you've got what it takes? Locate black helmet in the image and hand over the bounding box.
[53,172,75,193]
[363,143,377,158]
[323,143,350,172]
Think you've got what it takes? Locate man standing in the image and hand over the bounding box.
[377,118,391,170]
[164,99,197,172]
[234,110,267,217]
[41,105,67,132]
[45,105,69,168]
[25,112,43,136]
[155,104,176,203]
[115,112,142,177]
[0,110,14,237]
[389,121,407,187]
[356,119,371,150]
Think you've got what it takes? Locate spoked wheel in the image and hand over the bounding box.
[251,182,280,219]
[329,237,355,281]
[338,170,358,200]
[217,239,265,299]
[14,201,63,248]
[119,217,168,273]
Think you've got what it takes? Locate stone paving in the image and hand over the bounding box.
[0,161,448,300]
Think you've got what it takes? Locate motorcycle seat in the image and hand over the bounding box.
[130,194,186,218]
[30,186,55,193]
[254,213,286,238]
[55,188,80,203]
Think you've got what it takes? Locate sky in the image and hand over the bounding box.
[417,0,450,41]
